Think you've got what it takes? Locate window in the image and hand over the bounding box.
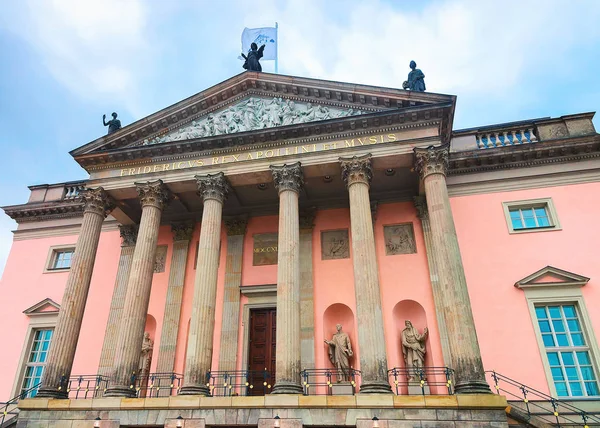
[502,198,561,234]
[535,304,599,397]
[44,245,76,272]
[20,329,53,398]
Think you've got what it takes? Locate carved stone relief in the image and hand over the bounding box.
[253,233,278,266]
[154,245,168,273]
[142,97,367,146]
[321,229,350,260]
[384,224,416,255]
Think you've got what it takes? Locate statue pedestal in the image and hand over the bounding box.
[331,382,355,396]
[407,382,430,396]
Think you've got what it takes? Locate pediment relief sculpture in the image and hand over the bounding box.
[141,97,369,146]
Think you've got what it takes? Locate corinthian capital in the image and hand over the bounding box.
[195,172,229,203]
[270,162,304,194]
[135,180,172,209]
[339,153,373,187]
[413,196,428,220]
[224,217,248,236]
[171,222,194,241]
[80,187,115,217]
[119,224,138,247]
[414,145,449,179]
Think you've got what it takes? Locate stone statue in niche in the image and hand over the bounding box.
[324,324,354,382]
[103,112,122,135]
[401,320,428,381]
[138,332,154,396]
[402,61,426,92]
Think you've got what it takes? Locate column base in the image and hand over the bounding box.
[271,380,304,394]
[454,379,491,394]
[104,385,137,398]
[35,387,68,399]
[178,384,210,396]
[359,380,393,394]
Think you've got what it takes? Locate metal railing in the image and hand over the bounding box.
[1,382,40,427]
[300,368,360,395]
[64,375,108,399]
[133,372,183,398]
[488,370,600,427]
[387,367,454,396]
[207,370,273,396]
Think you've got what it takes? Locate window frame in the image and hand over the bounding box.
[11,313,57,399]
[502,197,561,234]
[44,244,76,273]
[525,291,600,399]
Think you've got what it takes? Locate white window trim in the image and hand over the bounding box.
[523,286,600,399]
[10,312,58,399]
[44,244,76,273]
[502,197,561,234]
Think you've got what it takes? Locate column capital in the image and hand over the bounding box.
[339,153,373,187]
[171,222,194,242]
[224,217,248,236]
[413,144,449,179]
[81,187,115,217]
[270,162,304,194]
[299,208,316,230]
[196,172,229,203]
[413,196,429,220]
[119,224,138,247]
[135,180,172,209]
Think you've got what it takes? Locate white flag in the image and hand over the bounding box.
[241,27,277,61]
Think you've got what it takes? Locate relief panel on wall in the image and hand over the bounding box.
[154,245,168,273]
[253,233,278,266]
[384,223,416,255]
[321,229,350,260]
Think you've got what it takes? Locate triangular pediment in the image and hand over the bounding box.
[515,266,590,289]
[23,298,61,315]
[71,71,456,162]
[139,96,370,146]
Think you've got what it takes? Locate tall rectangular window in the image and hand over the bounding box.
[535,305,600,397]
[21,329,53,398]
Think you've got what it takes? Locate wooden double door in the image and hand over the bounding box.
[247,308,276,395]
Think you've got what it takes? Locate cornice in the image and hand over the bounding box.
[3,202,84,222]
[81,109,447,172]
[448,135,600,176]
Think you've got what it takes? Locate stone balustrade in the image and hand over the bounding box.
[476,127,538,149]
[63,183,86,200]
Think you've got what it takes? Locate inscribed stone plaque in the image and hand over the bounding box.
[321,229,350,260]
[253,233,278,266]
[384,223,416,255]
[154,245,168,272]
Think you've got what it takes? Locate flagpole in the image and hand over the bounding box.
[275,22,279,74]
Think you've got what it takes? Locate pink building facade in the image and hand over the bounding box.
[1,72,599,427]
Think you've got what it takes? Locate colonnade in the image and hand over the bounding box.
[37,145,489,398]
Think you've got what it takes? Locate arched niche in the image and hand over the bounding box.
[144,314,157,342]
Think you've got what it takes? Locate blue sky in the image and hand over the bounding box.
[1,0,599,277]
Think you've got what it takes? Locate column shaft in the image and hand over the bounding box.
[180,173,228,396]
[217,218,247,373]
[97,226,137,377]
[37,188,114,398]
[340,154,392,394]
[415,145,490,394]
[271,162,304,394]
[105,180,171,397]
[155,223,193,373]
[299,212,316,370]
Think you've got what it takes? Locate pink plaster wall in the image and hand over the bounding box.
[451,182,600,395]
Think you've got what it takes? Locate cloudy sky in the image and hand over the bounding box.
[0,0,599,277]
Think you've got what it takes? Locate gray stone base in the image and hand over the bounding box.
[359,380,393,394]
[103,385,137,398]
[271,381,304,394]
[178,385,210,396]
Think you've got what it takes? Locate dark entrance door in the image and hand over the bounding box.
[247,308,276,395]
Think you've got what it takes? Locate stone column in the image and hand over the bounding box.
[155,222,194,373]
[413,196,451,367]
[271,162,304,394]
[217,217,248,373]
[37,188,115,398]
[105,180,172,397]
[414,145,490,394]
[179,172,229,396]
[339,154,392,394]
[299,210,316,370]
[97,225,138,377]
